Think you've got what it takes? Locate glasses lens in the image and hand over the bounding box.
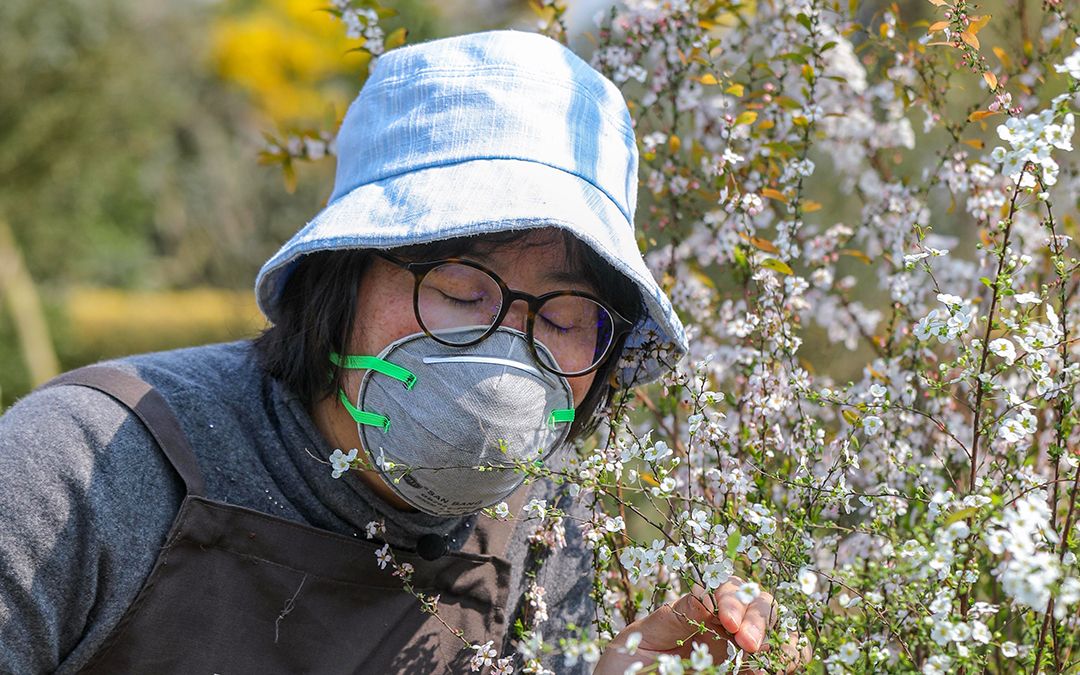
[416,263,503,344]
[533,295,615,376]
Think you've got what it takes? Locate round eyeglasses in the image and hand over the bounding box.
[376,251,634,377]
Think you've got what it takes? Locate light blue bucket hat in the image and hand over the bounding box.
[255,30,687,386]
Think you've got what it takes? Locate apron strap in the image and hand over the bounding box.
[44,366,207,497]
[461,484,531,558]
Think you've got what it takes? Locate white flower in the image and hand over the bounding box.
[838,592,861,608]
[604,516,626,534]
[375,543,392,570]
[999,417,1028,444]
[651,476,677,498]
[1001,641,1018,657]
[623,632,642,656]
[526,583,549,624]
[642,131,668,151]
[663,544,688,571]
[923,654,952,675]
[1054,39,1080,79]
[930,619,952,646]
[687,642,713,670]
[951,622,972,643]
[868,383,887,399]
[740,192,764,215]
[364,520,384,539]
[862,415,883,436]
[494,502,511,519]
[657,653,684,675]
[329,448,358,479]
[971,620,991,644]
[914,312,939,341]
[904,251,930,266]
[303,137,326,160]
[469,640,497,672]
[985,529,1010,555]
[937,293,964,307]
[644,441,673,462]
[703,560,734,589]
[735,581,761,604]
[524,498,548,521]
[837,641,860,665]
[989,338,1017,365]
[1014,292,1042,305]
[798,568,818,595]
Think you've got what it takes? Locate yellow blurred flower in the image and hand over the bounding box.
[211,0,362,124]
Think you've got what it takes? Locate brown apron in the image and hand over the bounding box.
[50,366,525,674]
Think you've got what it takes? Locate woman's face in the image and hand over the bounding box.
[346,228,599,406]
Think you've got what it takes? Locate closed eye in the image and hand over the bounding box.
[540,314,571,334]
[437,290,481,305]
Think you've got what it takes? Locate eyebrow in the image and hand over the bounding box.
[544,269,588,286]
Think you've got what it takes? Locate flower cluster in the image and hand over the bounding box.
[312,1,1080,672]
[992,103,1075,186]
[331,0,384,55]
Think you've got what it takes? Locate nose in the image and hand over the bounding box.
[499,298,529,334]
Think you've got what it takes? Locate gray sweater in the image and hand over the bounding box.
[0,341,593,673]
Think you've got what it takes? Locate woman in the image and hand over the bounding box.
[0,30,801,673]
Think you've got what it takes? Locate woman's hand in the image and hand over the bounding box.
[594,577,811,674]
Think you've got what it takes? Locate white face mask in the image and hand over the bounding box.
[333,327,575,516]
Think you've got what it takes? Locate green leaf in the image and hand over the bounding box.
[733,244,749,271]
[765,141,797,156]
[946,506,977,524]
[761,258,794,275]
[726,530,741,558]
[735,110,758,126]
[384,26,408,51]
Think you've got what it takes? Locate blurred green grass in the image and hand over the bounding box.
[0,287,265,409]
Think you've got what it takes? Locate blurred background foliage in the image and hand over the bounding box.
[0,0,540,407]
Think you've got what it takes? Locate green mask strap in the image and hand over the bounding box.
[329,354,416,434]
[338,389,391,432]
[547,408,575,430]
[329,353,417,390]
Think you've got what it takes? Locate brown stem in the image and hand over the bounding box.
[969,177,1026,491]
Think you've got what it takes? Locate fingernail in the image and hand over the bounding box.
[743,627,762,651]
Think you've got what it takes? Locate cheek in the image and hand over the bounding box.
[349,272,422,357]
[568,373,595,409]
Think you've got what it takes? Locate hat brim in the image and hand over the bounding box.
[255,158,687,385]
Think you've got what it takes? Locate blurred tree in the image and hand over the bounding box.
[0,219,58,386]
[0,0,534,404]
[0,0,335,291]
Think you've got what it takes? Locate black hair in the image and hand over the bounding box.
[253,228,644,443]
